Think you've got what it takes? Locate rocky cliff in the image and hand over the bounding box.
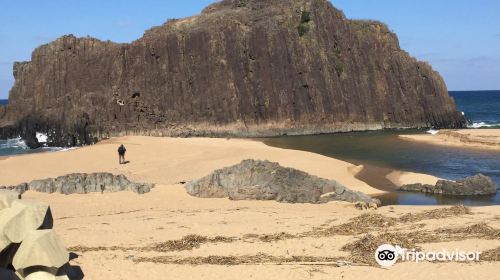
[0,0,465,147]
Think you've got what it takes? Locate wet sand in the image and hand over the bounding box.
[400,129,500,151]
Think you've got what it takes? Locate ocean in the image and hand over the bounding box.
[261,90,500,206]
[450,90,500,128]
[0,99,68,156]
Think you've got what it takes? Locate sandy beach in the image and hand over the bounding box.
[0,136,434,195]
[400,129,500,151]
[1,136,499,279]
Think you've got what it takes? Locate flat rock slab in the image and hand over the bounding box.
[400,173,498,195]
[1,173,154,195]
[186,159,380,205]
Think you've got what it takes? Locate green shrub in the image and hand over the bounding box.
[335,63,344,76]
[297,24,309,36]
[300,11,311,23]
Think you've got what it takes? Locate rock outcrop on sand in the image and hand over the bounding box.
[400,174,498,196]
[0,0,465,148]
[0,190,83,279]
[186,159,380,206]
[0,173,154,195]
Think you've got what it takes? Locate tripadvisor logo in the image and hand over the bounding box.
[375,244,481,267]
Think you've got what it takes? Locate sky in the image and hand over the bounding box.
[0,0,499,99]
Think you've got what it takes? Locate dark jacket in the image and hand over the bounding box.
[118,145,126,155]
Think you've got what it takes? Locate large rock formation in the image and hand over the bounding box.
[0,173,154,195]
[186,159,380,205]
[0,0,465,147]
[400,174,498,196]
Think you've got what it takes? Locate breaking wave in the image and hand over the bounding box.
[468,122,500,128]
[0,137,29,150]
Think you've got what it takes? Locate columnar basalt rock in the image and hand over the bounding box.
[0,0,465,148]
[186,159,380,205]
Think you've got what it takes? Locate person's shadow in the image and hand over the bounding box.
[122,161,130,165]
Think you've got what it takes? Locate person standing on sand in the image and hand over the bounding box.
[118,144,126,164]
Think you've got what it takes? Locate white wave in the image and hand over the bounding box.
[0,137,29,149]
[36,132,48,143]
[426,129,440,135]
[468,122,500,128]
[56,147,79,152]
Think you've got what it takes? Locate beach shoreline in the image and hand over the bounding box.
[0,136,439,196]
[1,136,499,279]
[400,129,500,151]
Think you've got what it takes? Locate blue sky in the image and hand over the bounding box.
[0,0,499,99]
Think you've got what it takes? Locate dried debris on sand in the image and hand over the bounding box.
[318,213,397,236]
[481,247,500,262]
[69,234,235,253]
[341,232,419,266]
[147,234,234,252]
[434,223,500,240]
[340,222,500,266]
[398,205,471,223]
[134,253,345,266]
[69,205,498,269]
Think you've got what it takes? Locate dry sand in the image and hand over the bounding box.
[23,187,500,280]
[0,136,435,195]
[0,136,498,279]
[400,129,500,151]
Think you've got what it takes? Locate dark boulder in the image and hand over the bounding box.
[186,159,380,205]
[0,173,154,195]
[400,174,497,196]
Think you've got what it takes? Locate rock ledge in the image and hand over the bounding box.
[1,173,154,195]
[400,174,497,196]
[186,159,380,206]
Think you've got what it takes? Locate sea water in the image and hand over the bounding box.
[451,90,500,128]
[0,99,71,156]
[261,91,500,206]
